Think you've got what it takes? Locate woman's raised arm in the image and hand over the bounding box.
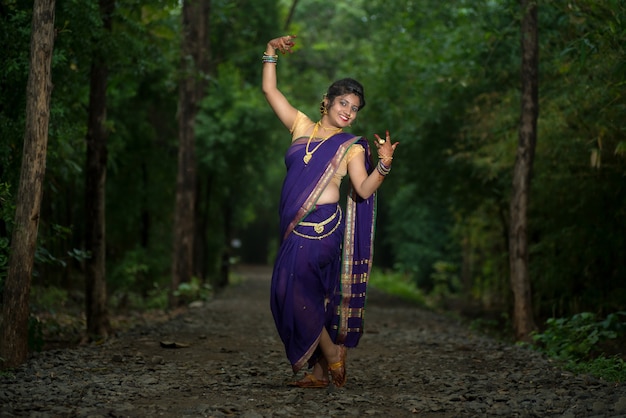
[262,35,299,130]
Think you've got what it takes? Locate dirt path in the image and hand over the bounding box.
[2,265,626,417]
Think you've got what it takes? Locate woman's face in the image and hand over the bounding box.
[326,93,360,128]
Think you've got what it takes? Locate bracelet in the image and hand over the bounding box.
[262,52,278,64]
[377,160,391,176]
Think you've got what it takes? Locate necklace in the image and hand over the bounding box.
[303,121,342,164]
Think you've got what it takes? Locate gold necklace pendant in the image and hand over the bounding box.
[303,122,342,164]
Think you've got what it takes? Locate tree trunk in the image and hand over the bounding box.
[140,162,150,248]
[193,175,211,282]
[0,0,56,369]
[509,0,539,342]
[171,0,211,307]
[217,200,233,290]
[84,0,114,339]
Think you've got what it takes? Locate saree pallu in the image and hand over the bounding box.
[270,132,376,372]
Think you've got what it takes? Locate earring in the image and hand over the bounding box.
[319,102,328,116]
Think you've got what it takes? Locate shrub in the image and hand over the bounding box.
[532,311,626,382]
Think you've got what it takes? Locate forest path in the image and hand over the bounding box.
[2,265,626,417]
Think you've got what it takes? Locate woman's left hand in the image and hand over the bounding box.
[373,130,399,165]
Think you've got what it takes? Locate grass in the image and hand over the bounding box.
[368,269,425,306]
[566,355,626,382]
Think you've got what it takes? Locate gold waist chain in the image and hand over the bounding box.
[293,206,342,240]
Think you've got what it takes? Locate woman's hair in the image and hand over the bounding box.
[325,78,366,110]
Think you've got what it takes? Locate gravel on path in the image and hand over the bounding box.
[2,266,626,417]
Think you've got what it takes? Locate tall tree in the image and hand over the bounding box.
[85,0,115,337]
[171,0,210,306]
[509,0,538,341]
[84,0,114,339]
[0,0,56,369]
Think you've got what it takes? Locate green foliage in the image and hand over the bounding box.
[353,1,507,296]
[567,355,626,383]
[532,311,626,382]
[356,0,626,320]
[142,285,169,310]
[532,312,625,360]
[520,0,626,316]
[0,2,30,295]
[195,61,284,274]
[109,248,150,292]
[28,315,44,353]
[108,247,171,311]
[264,0,626,323]
[30,286,70,313]
[0,0,624,346]
[29,286,76,352]
[109,284,169,311]
[173,276,213,304]
[0,3,31,189]
[385,184,457,290]
[470,317,504,336]
[430,261,461,298]
[32,224,90,285]
[368,269,425,306]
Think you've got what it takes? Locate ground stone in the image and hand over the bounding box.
[2,265,626,417]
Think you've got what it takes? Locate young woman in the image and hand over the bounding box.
[263,35,398,388]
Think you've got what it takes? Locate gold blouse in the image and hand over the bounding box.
[290,111,364,187]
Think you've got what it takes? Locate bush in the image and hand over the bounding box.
[532,311,626,382]
[173,276,213,304]
[369,269,425,305]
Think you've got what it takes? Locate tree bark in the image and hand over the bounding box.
[84,0,114,339]
[509,0,539,342]
[171,0,211,307]
[193,176,211,282]
[0,0,56,369]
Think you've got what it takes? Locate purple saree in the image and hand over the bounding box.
[270,132,376,372]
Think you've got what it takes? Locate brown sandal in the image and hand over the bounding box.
[288,372,330,388]
[328,345,347,388]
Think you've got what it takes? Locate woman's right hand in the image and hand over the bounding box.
[267,35,297,54]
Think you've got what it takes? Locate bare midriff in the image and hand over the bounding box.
[316,184,341,205]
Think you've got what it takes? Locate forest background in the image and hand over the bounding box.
[1,0,625,372]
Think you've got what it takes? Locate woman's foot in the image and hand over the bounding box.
[288,372,329,388]
[328,344,347,387]
[289,361,329,388]
[314,359,329,382]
